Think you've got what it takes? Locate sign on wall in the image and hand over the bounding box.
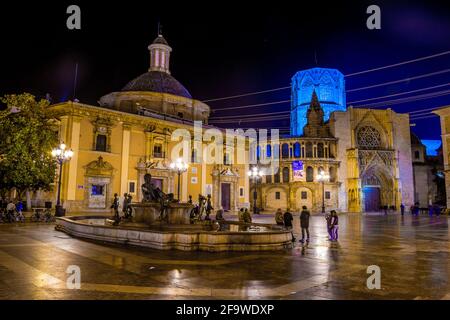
[292,160,305,181]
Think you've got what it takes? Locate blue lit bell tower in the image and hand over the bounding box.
[290,67,346,136]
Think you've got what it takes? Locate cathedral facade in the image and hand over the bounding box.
[255,68,415,213]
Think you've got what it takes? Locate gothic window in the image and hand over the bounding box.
[357,126,382,149]
[305,142,313,158]
[306,166,314,182]
[282,167,290,183]
[281,143,290,159]
[95,134,107,152]
[293,142,301,158]
[317,143,324,158]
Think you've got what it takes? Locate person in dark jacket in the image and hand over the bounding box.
[400,203,405,216]
[283,211,295,242]
[299,206,311,243]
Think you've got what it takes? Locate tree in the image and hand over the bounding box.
[0,93,58,206]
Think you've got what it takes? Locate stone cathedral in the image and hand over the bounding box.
[256,67,414,213]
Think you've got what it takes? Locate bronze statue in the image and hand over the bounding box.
[141,173,162,202]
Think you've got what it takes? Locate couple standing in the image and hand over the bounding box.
[325,210,339,241]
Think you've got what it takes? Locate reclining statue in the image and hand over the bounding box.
[141,173,176,221]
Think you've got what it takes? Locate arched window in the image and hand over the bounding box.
[293,142,301,158]
[306,166,314,182]
[305,142,313,158]
[357,126,382,149]
[317,143,324,158]
[274,170,281,183]
[329,167,336,182]
[282,143,290,159]
[282,167,290,183]
[266,144,272,158]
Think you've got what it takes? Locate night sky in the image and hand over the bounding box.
[1,0,450,140]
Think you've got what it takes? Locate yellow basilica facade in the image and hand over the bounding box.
[45,34,250,213]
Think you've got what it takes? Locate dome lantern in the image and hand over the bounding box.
[148,33,172,74]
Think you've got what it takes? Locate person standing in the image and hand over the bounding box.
[330,210,339,241]
[275,208,284,226]
[400,203,405,216]
[6,201,16,223]
[299,206,310,243]
[283,210,295,242]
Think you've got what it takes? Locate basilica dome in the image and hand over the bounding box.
[121,71,192,99]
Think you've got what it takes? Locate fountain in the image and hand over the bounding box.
[55,174,293,251]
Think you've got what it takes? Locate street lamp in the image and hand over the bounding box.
[248,166,264,214]
[316,170,330,213]
[51,143,73,217]
[170,158,188,201]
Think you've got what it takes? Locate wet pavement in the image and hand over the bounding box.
[0,212,449,300]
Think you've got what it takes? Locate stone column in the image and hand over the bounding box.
[120,123,131,195]
[66,116,82,202]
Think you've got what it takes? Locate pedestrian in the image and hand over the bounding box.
[299,206,310,243]
[400,203,405,216]
[325,212,333,240]
[330,210,339,241]
[6,201,16,223]
[283,210,295,242]
[238,208,244,222]
[15,201,24,222]
[275,208,284,226]
[383,205,388,215]
[111,193,120,225]
[188,195,193,205]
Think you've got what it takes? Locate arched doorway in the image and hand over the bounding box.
[361,168,393,212]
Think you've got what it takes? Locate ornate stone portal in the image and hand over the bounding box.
[84,156,115,211]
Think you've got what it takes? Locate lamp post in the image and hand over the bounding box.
[170,158,188,201]
[316,170,330,213]
[51,143,73,217]
[248,166,263,214]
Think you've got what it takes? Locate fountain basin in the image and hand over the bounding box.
[55,216,293,252]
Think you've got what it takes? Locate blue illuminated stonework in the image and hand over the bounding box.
[290,68,346,136]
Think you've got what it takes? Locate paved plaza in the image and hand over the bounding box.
[0,212,449,300]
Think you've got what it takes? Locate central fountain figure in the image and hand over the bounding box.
[141,173,175,221]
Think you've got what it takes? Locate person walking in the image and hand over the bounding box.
[330,210,339,241]
[299,206,310,243]
[283,210,295,242]
[275,208,284,226]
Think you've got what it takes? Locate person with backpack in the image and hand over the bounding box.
[299,206,311,243]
